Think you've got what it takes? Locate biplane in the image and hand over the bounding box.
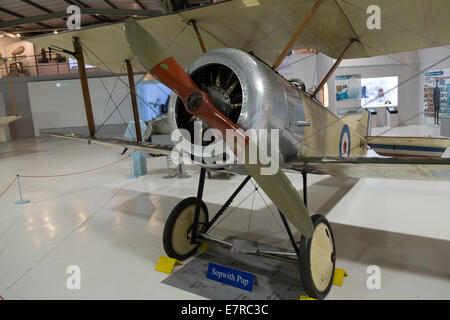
[28,0,450,299]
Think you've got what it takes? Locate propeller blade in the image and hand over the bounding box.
[150,57,200,101]
[124,18,168,71]
[151,58,314,238]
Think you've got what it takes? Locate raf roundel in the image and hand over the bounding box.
[339,125,351,157]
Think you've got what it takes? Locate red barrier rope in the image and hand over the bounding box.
[0,176,17,199]
[0,155,130,199]
[20,155,130,179]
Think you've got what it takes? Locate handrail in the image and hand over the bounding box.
[0,50,102,78]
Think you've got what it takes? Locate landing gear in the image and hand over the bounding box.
[162,197,209,261]
[162,169,336,300]
[299,214,336,300]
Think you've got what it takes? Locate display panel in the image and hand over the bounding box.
[423,69,450,123]
[361,76,398,108]
[335,74,361,101]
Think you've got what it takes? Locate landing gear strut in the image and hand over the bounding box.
[162,169,336,299]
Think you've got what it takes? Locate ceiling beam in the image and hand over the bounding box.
[154,0,169,13]
[63,0,110,23]
[134,0,147,10]
[0,9,163,29]
[163,0,174,12]
[21,0,52,13]
[21,0,68,26]
[0,12,68,29]
[0,4,52,30]
[0,6,26,18]
[103,0,118,9]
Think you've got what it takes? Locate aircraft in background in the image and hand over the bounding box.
[0,59,21,142]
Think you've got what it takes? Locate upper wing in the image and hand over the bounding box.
[47,132,172,156]
[28,0,450,73]
[288,156,450,181]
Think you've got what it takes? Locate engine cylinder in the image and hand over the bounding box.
[168,48,306,162]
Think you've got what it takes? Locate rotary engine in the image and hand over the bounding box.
[167,48,307,163]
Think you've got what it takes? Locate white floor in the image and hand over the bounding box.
[0,131,449,300]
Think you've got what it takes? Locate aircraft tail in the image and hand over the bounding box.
[341,111,370,139]
[298,92,368,157]
[367,136,450,158]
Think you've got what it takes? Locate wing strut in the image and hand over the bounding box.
[312,38,355,97]
[272,0,324,69]
[125,60,142,141]
[190,20,207,54]
[73,37,96,137]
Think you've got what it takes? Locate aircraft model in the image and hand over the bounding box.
[29,0,450,299]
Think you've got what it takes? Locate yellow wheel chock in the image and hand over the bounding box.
[332,268,348,287]
[155,256,183,274]
[198,243,209,252]
[300,296,317,300]
[300,268,348,300]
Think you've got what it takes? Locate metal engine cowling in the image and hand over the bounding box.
[168,48,307,163]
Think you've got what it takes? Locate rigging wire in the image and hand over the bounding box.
[246,186,256,240]
[79,40,167,118]
[166,24,188,51]
[98,63,125,124]
[250,179,290,241]
[208,184,258,233]
[96,71,137,140]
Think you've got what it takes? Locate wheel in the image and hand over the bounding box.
[163,197,209,261]
[299,214,336,300]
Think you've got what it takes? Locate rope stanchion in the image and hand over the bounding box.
[14,175,30,205]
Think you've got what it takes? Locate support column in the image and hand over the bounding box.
[73,37,95,137]
[272,0,324,69]
[125,60,142,142]
[4,61,18,116]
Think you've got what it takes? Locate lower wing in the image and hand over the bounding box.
[46,132,173,156]
[288,156,450,182]
[48,132,450,182]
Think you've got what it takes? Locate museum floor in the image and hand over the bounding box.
[0,126,449,300]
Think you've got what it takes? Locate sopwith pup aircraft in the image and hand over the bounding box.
[27,0,450,299]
